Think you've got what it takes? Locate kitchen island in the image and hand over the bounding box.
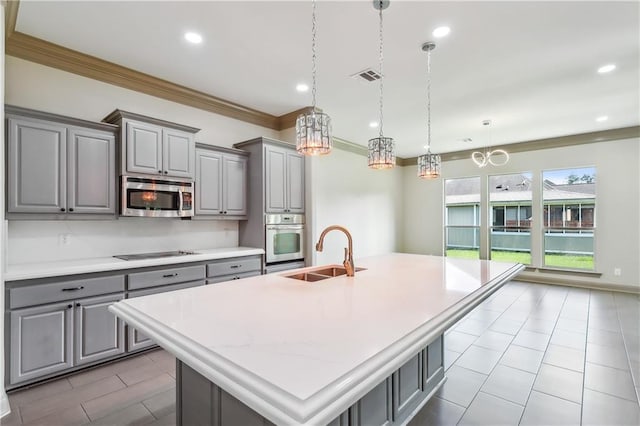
[110,253,523,425]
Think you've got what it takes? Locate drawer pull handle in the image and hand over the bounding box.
[162,273,178,278]
[62,286,84,292]
[230,265,241,269]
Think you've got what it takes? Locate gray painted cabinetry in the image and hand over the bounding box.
[264,144,304,214]
[103,110,199,179]
[195,145,248,218]
[6,106,117,216]
[176,335,445,425]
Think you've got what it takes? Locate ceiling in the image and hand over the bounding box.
[15,1,640,157]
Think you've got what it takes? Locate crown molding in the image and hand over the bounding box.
[402,126,640,166]
[4,0,19,40]
[5,29,283,130]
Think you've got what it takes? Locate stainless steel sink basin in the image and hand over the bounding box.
[284,266,367,282]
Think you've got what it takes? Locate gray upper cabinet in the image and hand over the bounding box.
[67,127,116,214]
[196,145,247,218]
[6,107,117,216]
[103,110,199,179]
[125,120,163,175]
[265,144,304,214]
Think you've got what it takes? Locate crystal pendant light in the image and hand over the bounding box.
[471,120,510,167]
[417,42,441,179]
[368,0,395,169]
[296,0,332,156]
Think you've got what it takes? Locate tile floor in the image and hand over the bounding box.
[3,280,639,426]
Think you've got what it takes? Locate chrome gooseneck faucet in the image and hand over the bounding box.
[315,225,355,276]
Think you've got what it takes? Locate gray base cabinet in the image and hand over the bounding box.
[175,334,445,426]
[74,294,125,366]
[206,255,262,284]
[9,302,74,384]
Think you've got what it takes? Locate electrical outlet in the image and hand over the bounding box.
[614,268,622,276]
[58,233,71,246]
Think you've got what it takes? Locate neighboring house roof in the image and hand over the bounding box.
[445,174,596,205]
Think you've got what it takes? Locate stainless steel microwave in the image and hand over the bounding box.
[121,176,194,218]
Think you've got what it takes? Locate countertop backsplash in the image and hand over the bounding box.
[7,219,239,265]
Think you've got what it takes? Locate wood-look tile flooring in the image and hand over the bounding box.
[3,281,640,426]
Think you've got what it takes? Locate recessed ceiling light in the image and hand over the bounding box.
[369,121,379,128]
[596,116,608,122]
[432,26,450,38]
[184,32,203,44]
[296,83,309,92]
[597,64,616,74]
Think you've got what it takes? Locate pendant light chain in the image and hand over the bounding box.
[311,0,317,109]
[426,46,431,151]
[378,1,384,138]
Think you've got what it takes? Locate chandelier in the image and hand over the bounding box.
[471,120,509,167]
[295,0,332,156]
[368,0,396,169]
[417,42,441,179]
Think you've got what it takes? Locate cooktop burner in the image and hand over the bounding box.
[113,250,198,261]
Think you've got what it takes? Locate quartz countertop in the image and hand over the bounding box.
[4,247,264,281]
[110,253,524,425]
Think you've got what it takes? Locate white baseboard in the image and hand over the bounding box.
[517,271,640,294]
[0,390,10,419]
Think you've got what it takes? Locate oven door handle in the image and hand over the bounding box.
[266,225,304,231]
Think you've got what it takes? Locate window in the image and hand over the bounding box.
[445,177,480,259]
[489,173,532,264]
[542,167,596,270]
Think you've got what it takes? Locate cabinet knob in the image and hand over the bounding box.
[164,171,168,174]
[60,208,66,212]
[76,303,81,307]
[67,304,73,309]
[69,208,74,212]
[158,170,162,174]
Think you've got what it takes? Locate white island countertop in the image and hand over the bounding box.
[4,247,264,281]
[110,253,524,425]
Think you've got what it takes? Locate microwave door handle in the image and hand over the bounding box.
[178,190,184,215]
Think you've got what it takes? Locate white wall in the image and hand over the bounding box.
[401,138,640,290]
[280,127,404,265]
[4,57,279,264]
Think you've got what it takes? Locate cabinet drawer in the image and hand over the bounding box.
[9,275,125,309]
[128,279,205,298]
[207,256,261,277]
[128,265,205,291]
[206,271,261,285]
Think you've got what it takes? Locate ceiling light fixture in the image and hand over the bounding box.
[184,32,203,44]
[295,0,332,156]
[596,115,608,122]
[471,120,509,168]
[417,42,441,179]
[296,83,309,92]
[597,64,616,74]
[432,26,450,38]
[368,0,395,169]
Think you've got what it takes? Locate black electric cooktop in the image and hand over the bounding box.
[113,250,198,261]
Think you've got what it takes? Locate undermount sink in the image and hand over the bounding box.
[284,266,367,282]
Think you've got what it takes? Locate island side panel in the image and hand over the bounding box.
[175,334,445,426]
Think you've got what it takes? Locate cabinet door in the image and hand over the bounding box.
[74,293,125,366]
[223,154,247,216]
[286,151,305,213]
[265,145,287,213]
[67,127,116,214]
[10,302,73,385]
[196,150,223,215]
[125,120,163,176]
[352,378,392,426]
[7,117,67,213]
[163,128,195,178]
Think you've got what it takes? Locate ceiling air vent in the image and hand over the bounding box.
[351,68,382,82]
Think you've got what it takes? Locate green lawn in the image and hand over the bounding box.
[446,249,594,270]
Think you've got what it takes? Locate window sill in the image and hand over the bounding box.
[523,266,602,278]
